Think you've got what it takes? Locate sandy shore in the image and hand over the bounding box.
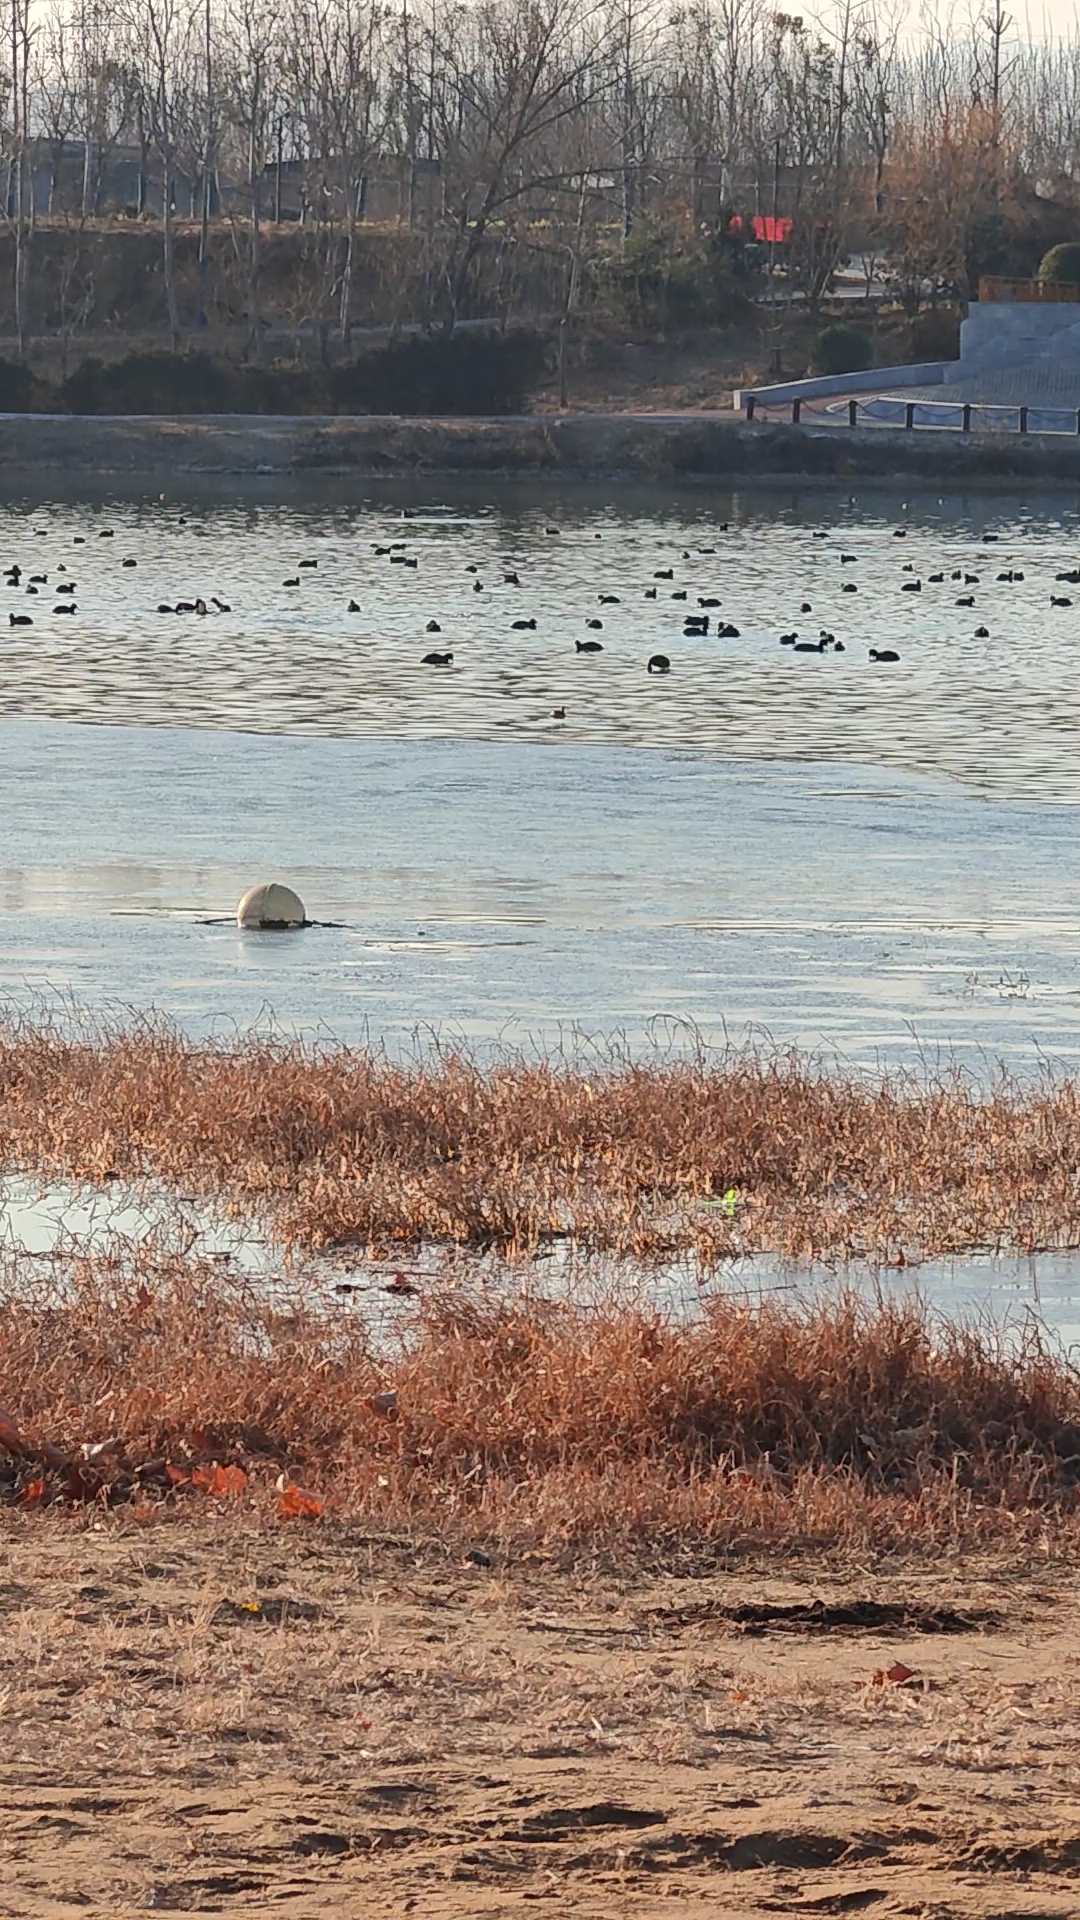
[3,410,1080,484]
[2,1517,1077,1920]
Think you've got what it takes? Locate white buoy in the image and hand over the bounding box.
[236,882,307,930]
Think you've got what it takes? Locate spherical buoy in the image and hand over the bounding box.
[236,882,307,930]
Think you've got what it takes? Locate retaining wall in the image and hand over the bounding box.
[956,301,1080,378]
[2,410,1080,484]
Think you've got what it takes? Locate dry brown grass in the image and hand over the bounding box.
[1,1240,1079,1556]
[0,1015,1079,1265]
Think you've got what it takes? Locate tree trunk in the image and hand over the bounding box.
[13,149,25,358]
[339,205,355,353]
[247,128,261,362]
[162,157,182,349]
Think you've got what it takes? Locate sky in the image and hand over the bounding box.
[815,0,1080,42]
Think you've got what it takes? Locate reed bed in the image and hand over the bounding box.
[0,1015,1079,1264]
[2,1243,1079,1555]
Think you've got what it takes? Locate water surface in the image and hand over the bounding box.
[0,721,1079,1069]
[0,476,1079,798]
[2,478,1080,1329]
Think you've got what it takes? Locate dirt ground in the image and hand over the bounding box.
[531,325,767,413]
[1,1518,1078,1919]
[530,311,922,414]
[530,319,798,414]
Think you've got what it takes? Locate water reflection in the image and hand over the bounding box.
[6,1171,1080,1352]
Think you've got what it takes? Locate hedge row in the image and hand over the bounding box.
[0,330,548,416]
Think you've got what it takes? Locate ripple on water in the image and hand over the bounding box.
[1,477,1080,798]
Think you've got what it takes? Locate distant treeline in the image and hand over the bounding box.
[1,0,1080,356]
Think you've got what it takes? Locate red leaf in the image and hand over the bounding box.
[277,1484,324,1519]
[192,1463,248,1497]
[872,1661,917,1686]
[0,1409,28,1458]
[20,1476,47,1507]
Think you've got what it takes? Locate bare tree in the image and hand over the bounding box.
[220,0,279,357]
[287,0,390,352]
[0,0,1069,360]
[6,0,34,353]
[669,0,766,226]
[124,0,192,346]
[424,0,609,332]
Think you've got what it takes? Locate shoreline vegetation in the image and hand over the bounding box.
[3,1240,1080,1558]
[2,1020,1080,1555]
[3,1019,1080,1267]
[5,1035,1080,1915]
[5,407,1080,484]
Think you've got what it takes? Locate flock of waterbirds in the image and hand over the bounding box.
[2,514,1075,713]
[368,517,1076,693]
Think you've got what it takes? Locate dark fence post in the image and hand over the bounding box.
[905,403,915,430]
[792,398,801,425]
[745,393,756,422]
[1019,405,1029,435]
[848,398,858,427]
[962,403,972,433]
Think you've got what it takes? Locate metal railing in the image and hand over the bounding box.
[978,275,1079,303]
[743,391,1080,435]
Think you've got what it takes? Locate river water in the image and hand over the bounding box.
[0,475,1079,1061]
[0,474,1079,799]
[1,474,1080,1329]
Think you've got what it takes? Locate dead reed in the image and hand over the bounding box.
[0,1012,1078,1264]
[1,1242,1079,1555]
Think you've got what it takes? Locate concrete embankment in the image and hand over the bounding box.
[4,410,1080,484]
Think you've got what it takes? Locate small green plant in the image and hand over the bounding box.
[814,324,873,376]
[1038,243,1080,288]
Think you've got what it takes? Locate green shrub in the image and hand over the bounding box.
[236,363,328,414]
[1038,243,1080,288]
[60,350,233,414]
[0,357,36,411]
[56,331,548,417]
[813,324,873,376]
[592,224,751,333]
[328,329,547,415]
[909,309,961,362]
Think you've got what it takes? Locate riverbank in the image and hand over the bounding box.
[5,409,1080,485]
[1,1516,1076,1919]
[4,1242,1079,1554]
